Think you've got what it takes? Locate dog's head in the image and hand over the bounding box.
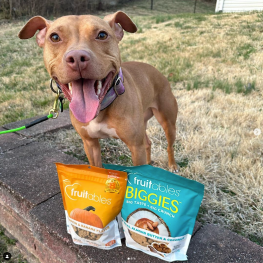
[19,12,137,123]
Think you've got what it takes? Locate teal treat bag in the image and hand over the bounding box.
[104,164,204,262]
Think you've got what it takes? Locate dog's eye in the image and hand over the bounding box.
[50,33,61,42]
[96,31,108,40]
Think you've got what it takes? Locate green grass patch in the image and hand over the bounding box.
[155,14,176,24]
[0,226,16,246]
[186,78,210,91]
[185,78,256,95]
[197,48,222,59]
[164,58,193,83]
[174,21,193,30]
[220,187,237,196]
[236,43,256,60]
[243,81,256,94]
[2,108,29,124]
[177,158,189,168]
[126,37,147,45]
[0,225,27,263]
[192,14,207,22]
[248,234,263,246]
[212,79,232,94]
[196,206,208,224]
[174,21,184,28]
[234,79,256,94]
[0,93,14,103]
[32,97,54,108]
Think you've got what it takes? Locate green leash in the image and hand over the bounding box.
[0,81,64,135]
[0,113,54,135]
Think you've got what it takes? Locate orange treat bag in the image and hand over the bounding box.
[56,163,127,249]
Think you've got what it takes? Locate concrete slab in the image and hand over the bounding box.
[30,194,164,263]
[30,193,202,263]
[0,127,32,153]
[3,110,72,137]
[187,224,263,263]
[0,140,82,222]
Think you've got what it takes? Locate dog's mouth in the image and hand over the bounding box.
[57,72,114,123]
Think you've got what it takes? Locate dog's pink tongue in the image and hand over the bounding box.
[69,79,99,123]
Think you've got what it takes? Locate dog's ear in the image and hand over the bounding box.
[18,16,50,48]
[104,11,137,41]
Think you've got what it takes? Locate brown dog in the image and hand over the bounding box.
[19,11,179,172]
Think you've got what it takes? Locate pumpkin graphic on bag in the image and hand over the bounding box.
[70,206,104,241]
[70,206,103,228]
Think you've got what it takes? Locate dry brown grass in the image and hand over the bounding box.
[1,9,263,245]
[173,88,263,240]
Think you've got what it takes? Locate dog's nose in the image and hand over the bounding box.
[65,50,90,71]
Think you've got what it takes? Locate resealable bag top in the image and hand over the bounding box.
[56,163,127,249]
[104,164,204,261]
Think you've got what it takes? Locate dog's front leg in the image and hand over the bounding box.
[126,141,147,166]
[83,138,102,167]
[130,146,147,166]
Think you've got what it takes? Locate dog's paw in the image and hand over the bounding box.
[169,164,180,174]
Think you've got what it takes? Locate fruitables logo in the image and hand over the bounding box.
[63,180,111,205]
[133,177,181,197]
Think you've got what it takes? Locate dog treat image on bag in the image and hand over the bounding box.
[56,163,127,249]
[104,164,204,261]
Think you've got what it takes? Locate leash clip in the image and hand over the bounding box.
[49,90,61,119]
[49,79,65,118]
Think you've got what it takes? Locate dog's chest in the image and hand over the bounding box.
[81,120,119,139]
